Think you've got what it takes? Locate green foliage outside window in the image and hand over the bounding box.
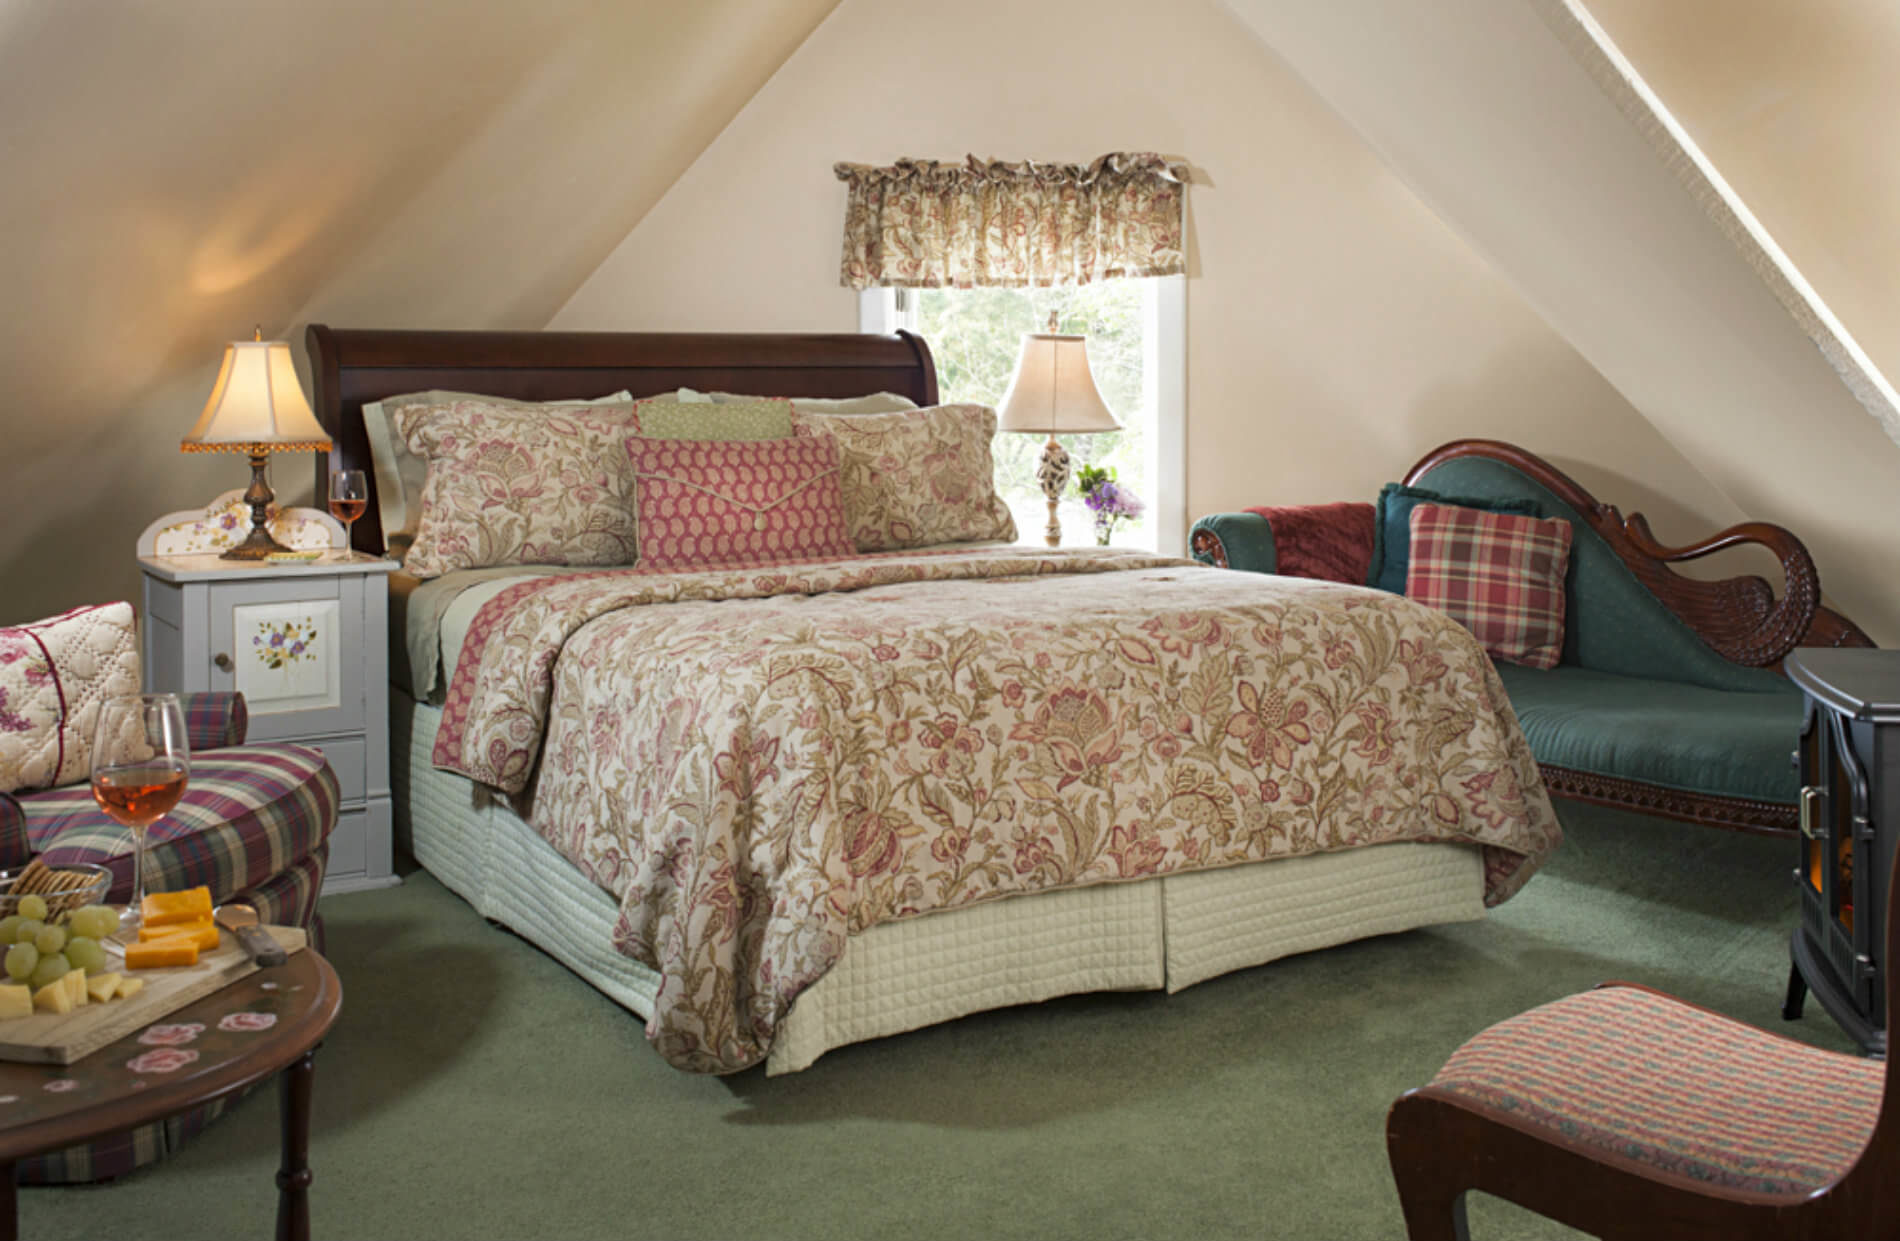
[913,280,1151,547]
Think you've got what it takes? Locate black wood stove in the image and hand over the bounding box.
[1784,649,1900,1055]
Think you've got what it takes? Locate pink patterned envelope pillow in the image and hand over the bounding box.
[1405,503,1574,669]
[395,399,642,578]
[0,602,140,795]
[792,404,1016,551]
[627,436,856,571]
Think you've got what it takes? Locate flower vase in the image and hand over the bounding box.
[1094,514,1114,546]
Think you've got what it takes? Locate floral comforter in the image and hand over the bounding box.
[433,546,1560,1072]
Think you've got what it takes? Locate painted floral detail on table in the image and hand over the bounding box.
[218,1011,277,1033]
[41,1079,78,1094]
[252,618,317,671]
[138,1022,204,1047]
[148,492,337,556]
[127,1048,199,1075]
[432,545,1562,1073]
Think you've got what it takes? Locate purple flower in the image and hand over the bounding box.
[1084,479,1144,519]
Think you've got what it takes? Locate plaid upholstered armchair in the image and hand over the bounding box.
[0,690,337,1185]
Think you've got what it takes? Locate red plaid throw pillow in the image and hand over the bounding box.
[1405,503,1573,669]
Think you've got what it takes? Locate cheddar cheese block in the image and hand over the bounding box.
[62,968,87,1008]
[137,920,220,952]
[85,972,122,1003]
[0,984,30,1019]
[117,976,145,999]
[139,886,213,928]
[124,937,199,969]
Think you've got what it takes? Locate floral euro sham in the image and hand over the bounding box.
[791,404,1016,551]
[433,547,1561,1072]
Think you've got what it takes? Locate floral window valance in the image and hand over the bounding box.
[835,152,1189,289]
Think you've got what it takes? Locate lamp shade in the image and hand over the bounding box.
[179,338,331,454]
[996,333,1121,435]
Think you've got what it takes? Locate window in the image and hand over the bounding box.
[860,277,1185,554]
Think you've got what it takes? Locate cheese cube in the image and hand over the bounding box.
[139,886,213,928]
[63,969,87,1007]
[124,938,198,969]
[33,978,74,1015]
[138,920,219,952]
[85,972,121,1003]
[0,984,31,1019]
[116,976,145,1000]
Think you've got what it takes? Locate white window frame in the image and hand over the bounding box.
[858,278,1188,556]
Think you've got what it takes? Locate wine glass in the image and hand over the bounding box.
[329,469,369,562]
[90,694,189,933]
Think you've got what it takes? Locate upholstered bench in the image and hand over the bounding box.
[1190,439,1875,836]
[0,691,337,1184]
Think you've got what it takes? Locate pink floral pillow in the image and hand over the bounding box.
[627,436,856,571]
[395,399,642,578]
[792,404,1016,551]
[0,602,141,795]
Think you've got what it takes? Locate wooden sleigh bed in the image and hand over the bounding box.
[307,324,1558,1075]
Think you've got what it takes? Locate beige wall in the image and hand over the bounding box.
[556,0,1742,568]
[0,0,835,625]
[1584,0,1900,396]
[1222,0,1900,644]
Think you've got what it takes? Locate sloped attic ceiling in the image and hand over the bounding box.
[1220,0,1900,643]
[0,0,837,622]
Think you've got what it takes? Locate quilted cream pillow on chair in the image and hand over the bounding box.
[0,602,140,794]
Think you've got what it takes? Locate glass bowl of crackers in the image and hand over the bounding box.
[0,858,112,924]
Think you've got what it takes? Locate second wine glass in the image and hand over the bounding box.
[89,693,189,932]
[329,468,368,562]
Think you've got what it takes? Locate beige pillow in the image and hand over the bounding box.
[364,389,632,560]
[0,602,140,795]
[394,399,642,579]
[791,404,1016,551]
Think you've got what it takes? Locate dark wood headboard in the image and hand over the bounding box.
[306,325,941,555]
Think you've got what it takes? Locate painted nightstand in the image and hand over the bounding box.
[137,554,399,895]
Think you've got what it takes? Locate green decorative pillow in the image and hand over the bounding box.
[1368,482,1542,594]
[631,397,793,440]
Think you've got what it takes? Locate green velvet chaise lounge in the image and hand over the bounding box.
[1189,439,1875,836]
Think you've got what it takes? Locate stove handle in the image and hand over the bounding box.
[1799,786,1822,840]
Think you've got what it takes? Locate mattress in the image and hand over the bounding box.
[394,691,1486,1074]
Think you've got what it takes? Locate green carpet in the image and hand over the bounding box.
[17,802,1855,1240]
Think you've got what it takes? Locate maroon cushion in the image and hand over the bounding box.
[1241,501,1375,584]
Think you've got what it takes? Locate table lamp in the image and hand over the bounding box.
[179,330,333,560]
[997,327,1121,547]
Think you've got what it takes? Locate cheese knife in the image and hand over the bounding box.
[213,903,288,967]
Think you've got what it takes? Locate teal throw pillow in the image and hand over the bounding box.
[1368,482,1542,594]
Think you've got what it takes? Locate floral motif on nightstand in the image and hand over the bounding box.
[147,491,339,556]
[253,618,318,671]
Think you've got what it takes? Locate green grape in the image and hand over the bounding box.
[16,895,47,923]
[64,936,106,974]
[0,916,22,944]
[3,942,36,982]
[13,918,42,946]
[28,953,68,991]
[33,925,65,956]
[70,906,117,941]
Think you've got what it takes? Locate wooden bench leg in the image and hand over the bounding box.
[276,1050,315,1241]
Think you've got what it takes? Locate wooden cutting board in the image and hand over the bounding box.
[0,925,307,1066]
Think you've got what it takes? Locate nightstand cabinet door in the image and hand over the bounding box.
[139,557,397,897]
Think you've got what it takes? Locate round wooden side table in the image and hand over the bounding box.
[0,949,341,1241]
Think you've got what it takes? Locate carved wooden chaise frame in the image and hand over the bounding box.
[1190,438,1876,837]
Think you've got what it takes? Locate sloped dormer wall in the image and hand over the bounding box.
[554,0,1747,580]
[0,0,837,623]
[1221,0,1900,643]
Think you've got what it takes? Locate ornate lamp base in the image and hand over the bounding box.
[220,448,292,561]
[1034,433,1071,548]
